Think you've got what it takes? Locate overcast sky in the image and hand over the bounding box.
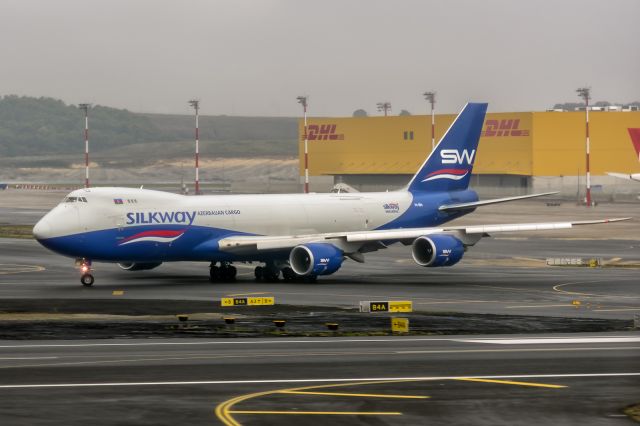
[1,0,638,116]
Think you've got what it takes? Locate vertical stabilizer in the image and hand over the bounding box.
[628,128,640,162]
[407,102,487,193]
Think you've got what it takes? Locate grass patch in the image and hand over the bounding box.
[624,403,640,422]
[0,225,34,239]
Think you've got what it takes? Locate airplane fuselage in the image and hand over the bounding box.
[35,187,477,263]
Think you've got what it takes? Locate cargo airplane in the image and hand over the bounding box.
[33,103,628,286]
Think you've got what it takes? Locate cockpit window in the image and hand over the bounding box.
[62,196,88,203]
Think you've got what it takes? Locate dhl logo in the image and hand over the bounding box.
[305,124,345,141]
[482,119,530,137]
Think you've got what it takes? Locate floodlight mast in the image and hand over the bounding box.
[78,104,91,188]
[423,91,436,150]
[576,87,591,207]
[297,96,309,193]
[188,99,200,195]
[376,102,391,117]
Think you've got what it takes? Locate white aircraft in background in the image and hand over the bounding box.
[607,128,640,182]
[33,103,629,286]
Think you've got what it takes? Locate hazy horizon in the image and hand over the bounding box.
[2,0,638,117]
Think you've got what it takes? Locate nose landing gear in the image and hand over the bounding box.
[76,259,94,287]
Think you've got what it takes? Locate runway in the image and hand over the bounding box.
[0,237,638,319]
[0,334,638,425]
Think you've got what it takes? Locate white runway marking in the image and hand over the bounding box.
[0,372,638,389]
[461,337,640,345]
[1,335,638,349]
[0,357,57,360]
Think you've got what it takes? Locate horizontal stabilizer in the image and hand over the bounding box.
[439,191,559,212]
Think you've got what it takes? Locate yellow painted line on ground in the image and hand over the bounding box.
[455,378,566,389]
[0,264,45,275]
[553,279,640,299]
[215,379,421,425]
[279,390,429,399]
[505,304,576,309]
[469,284,558,296]
[417,300,502,305]
[226,292,267,297]
[593,307,640,312]
[228,410,402,416]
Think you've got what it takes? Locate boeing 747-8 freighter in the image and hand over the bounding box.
[33,103,628,286]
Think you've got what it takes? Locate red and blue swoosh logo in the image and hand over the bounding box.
[421,168,469,182]
[118,230,185,246]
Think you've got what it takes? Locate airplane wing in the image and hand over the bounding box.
[438,191,558,212]
[607,172,640,182]
[217,217,630,254]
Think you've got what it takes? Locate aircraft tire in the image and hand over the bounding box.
[264,268,280,283]
[254,266,264,281]
[281,267,295,282]
[81,274,94,287]
[220,266,237,282]
[209,266,221,282]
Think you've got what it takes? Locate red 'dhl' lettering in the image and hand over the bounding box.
[306,124,345,141]
[482,119,530,137]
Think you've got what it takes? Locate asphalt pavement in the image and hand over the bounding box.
[1,237,638,319]
[0,334,638,425]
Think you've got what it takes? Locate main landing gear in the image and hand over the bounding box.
[254,265,317,283]
[77,259,94,287]
[210,261,237,282]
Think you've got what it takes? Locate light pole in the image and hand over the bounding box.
[576,87,591,206]
[188,99,200,195]
[376,102,391,116]
[297,96,309,193]
[423,91,436,150]
[78,103,91,188]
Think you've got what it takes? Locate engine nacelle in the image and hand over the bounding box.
[289,243,344,276]
[117,262,163,271]
[411,234,464,267]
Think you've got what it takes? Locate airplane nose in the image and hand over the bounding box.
[33,217,52,240]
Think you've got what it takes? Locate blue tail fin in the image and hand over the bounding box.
[407,102,487,193]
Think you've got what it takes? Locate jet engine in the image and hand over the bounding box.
[411,234,464,267]
[117,262,163,271]
[289,243,344,276]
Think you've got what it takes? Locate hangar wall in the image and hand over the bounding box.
[298,111,640,199]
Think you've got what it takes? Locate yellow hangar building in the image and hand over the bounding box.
[298,110,640,199]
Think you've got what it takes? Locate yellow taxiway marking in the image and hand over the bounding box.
[279,390,429,399]
[228,410,401,416]
[506,304,576,309]
[216,379,420,426]
[455,378,566,389]
[226,292,268,297]
[417,300,503,305]
[0,264,45,275]
[552,279,640,299]
[593,307,640,312]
